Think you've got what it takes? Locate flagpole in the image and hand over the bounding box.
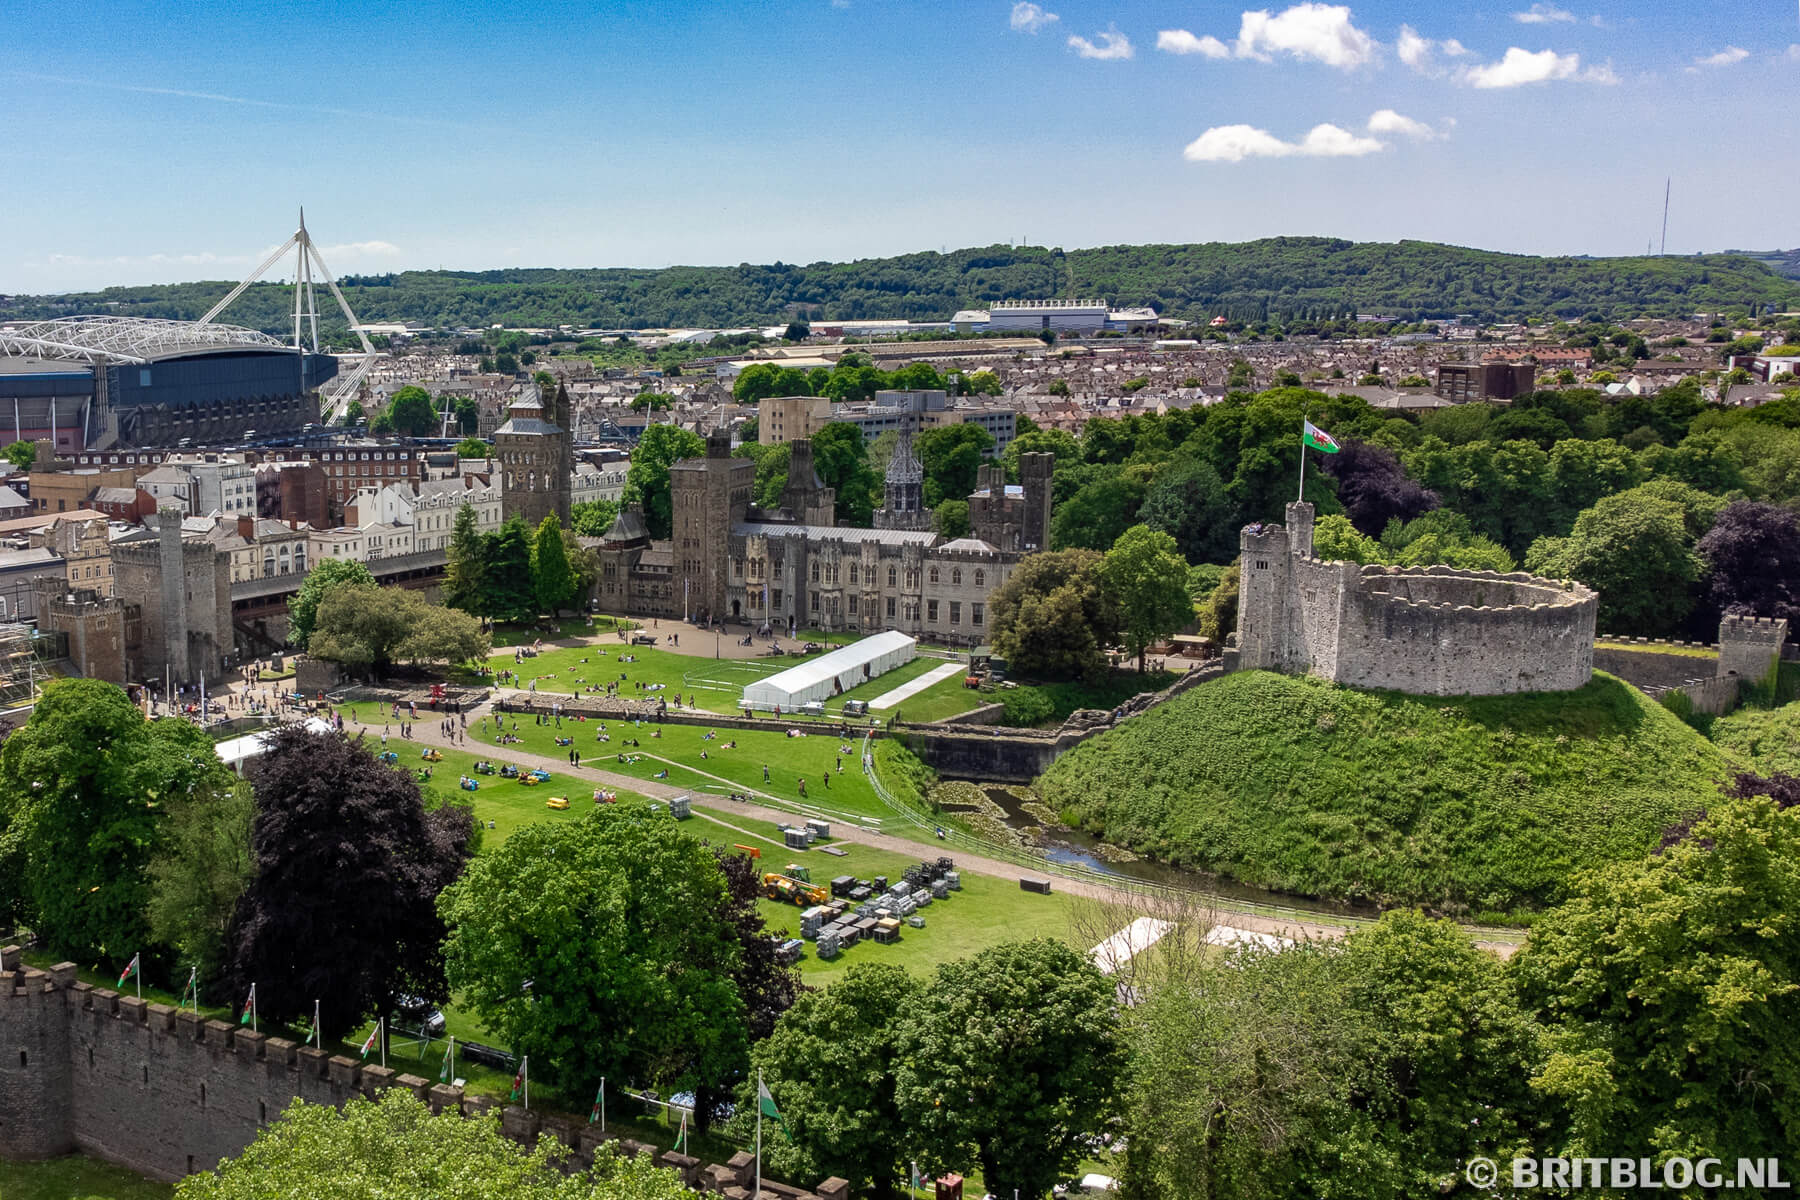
[313,999,320,1047]
[755,1069,763,1200]
[251,984,257,1035]
[1297,419,1307,502]
[523,1056,529,1110]
[600,1077,606,1132]
[380,1018,386,1069]
[135,953,141,1001]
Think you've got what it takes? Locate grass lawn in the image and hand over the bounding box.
[1594,638,1718,660]
[472,632,985,724]
[0,1157,171,1200]
[340,701,897,828]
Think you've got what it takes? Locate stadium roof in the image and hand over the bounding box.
[0,316,290,366]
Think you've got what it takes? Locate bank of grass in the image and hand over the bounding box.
[0,1156,171,1200]
[1711,695,1800,777]
[1036,670,1728,918]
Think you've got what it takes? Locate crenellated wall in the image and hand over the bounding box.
[1234,503,1598,696]
[0,949,846,1198]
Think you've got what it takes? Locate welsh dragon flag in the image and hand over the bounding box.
[115,954,140,988]
[758,1078,791,1142]
[359,1021,381,1060]
[1302,419,1340,454]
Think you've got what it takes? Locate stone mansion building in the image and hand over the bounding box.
[591,430,1053,644]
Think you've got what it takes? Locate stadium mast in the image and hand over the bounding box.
[197,209,379,424]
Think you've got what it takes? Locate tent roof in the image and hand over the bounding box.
[746,631,916,701]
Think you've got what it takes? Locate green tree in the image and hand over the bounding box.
[454,437,490,459]
[629,391,674,412]
[916,423,994,508]
[439,808,747,1105]
[3,440,36,470]
[895,940,1124,1197]
[175,1090,688,1200]
[571,499,619,538]
[743,964,920,1199]
[289,558,376,650]
[1512,792,1800,1159]
[783,319,810,341]
[962,369,1002,396]
[1047,378,1070,398]
[1051,467,1149,551]
[621,425,705,539]
[481,517,538,623]
[368,410,396,436]
[342,400,364,427]
[386,386,436,437]
[532,514,576,616]
[1527,491,1703,635]
[1002,427,1081,482]
[1195,561,1239,643]
[0,682,232,960]
[933,499,971,539]
[988,549,1119,682]
[146,778,255,989]
[811,421,880,526]
[225,728,474,1040]
[1103,525,1194,671]
[442,503,487,616]
[1138,459,1236,564]
[310,585,488,674]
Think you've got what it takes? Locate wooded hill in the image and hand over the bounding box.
[7,238,1798,334]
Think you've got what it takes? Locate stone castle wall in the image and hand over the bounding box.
[1235,503,1597,697]
[1,950,845,1198]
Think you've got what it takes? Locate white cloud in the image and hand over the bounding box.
[1694,45,1750,67]
[1396,24,1469,74]
[1009,2,1058,33]
[1789,44,1800,60]
[1513,3,1575,23]
[320,241,402,258]
[1234,3,1378,68]
[1068,28,1134,60]
[1367,108,1439,139]
[1158,28,1232,58]
[1459,47,1615,88]
[1183,120,1386,162]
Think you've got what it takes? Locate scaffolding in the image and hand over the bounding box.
[0,622,44,711]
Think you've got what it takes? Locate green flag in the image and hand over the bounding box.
[1302,419,1340,454]
[758,1078,792,1142]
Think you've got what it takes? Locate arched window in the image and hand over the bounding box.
[888,566,897,587]
[952,568,962,586]
[929,567,939,585]
[975,569,985,587]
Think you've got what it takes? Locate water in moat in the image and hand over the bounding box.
[950,784,1374,920]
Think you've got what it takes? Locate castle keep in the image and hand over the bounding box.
[1231,501,1598,696]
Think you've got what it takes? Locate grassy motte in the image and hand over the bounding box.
[0,1156,171,1200]
[1710,698,1800,777]
[1035,670,1727,917]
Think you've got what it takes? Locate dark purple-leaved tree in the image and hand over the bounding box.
[1698,500,1800,623]
[1659,770,1800,851]
[224,728,474,1041]
[1323,440,1439,535]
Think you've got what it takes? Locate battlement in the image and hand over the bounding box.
[1720,614,1790,645]
[1234,506,1597,696]
[1,949,845,1197]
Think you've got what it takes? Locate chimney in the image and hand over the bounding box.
[237,514,255,541]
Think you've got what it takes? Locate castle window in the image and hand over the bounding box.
[19,1050,25,1067]
[888,566,897,587]
[950,601,961,624]
[849,563,858,583]
[811,592,820,612]
[887,596,896,618]
[849,595,859,615]
[811,562,819,582]
[1256,561,1269,570]
[952,568,961,586]
[929,567,939,585]
[973,602,984,626]
[927,600,938,622]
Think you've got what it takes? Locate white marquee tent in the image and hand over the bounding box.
[741,630,917,712]
[215,715,337,773]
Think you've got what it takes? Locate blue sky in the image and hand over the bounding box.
[3,0,1797,294]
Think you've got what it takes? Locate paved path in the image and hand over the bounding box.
[869,661,965,710]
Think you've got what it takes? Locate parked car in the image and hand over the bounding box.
[391,994,447,1037]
